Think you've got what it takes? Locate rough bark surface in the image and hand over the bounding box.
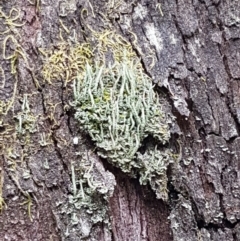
[0,0,239,240]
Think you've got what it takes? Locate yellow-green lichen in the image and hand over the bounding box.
[41,43,93,86]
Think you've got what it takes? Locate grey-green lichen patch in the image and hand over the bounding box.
[15,94,38,135]
[59,0,77,17]
[137,145,174,200]
[72,61,170,174]
[60,151,115,239]
[71,59,175,201]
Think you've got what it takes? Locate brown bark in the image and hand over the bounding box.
[0,0,239,240]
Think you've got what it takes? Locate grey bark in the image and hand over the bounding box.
[0,0,239,240]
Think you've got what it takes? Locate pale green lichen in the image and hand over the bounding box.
[68,160,110,225]
[15,94,37,135]
[71,59,175,201]
[72,61,170,174]
[60,151,115,239]
[137,145,174,200]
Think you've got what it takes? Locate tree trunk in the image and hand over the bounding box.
[0,0,239,240]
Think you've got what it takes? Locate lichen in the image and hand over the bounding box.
[60,151,115,239]
[70,56,175,202]
[15,94,38,135]
[41,43,93,86]
[40,30,173,234]
[137,145,174,200]
[72,61,170,175]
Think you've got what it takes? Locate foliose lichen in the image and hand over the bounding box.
[137,145,174,200]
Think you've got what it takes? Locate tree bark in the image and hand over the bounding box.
[0,0,239,240]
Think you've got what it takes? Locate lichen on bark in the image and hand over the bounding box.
[72,59,174,200]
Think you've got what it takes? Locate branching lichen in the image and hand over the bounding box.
[15,94,38,135]
[72,61,171,176]
[61,152,115,238]
[40,30,173,233]
[69,153,114,223]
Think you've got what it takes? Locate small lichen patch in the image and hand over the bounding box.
[133,4,148,20]
[15,94,38,135]
[137,144,175,200]
[144,22,163,52]
[60,152,115,239]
